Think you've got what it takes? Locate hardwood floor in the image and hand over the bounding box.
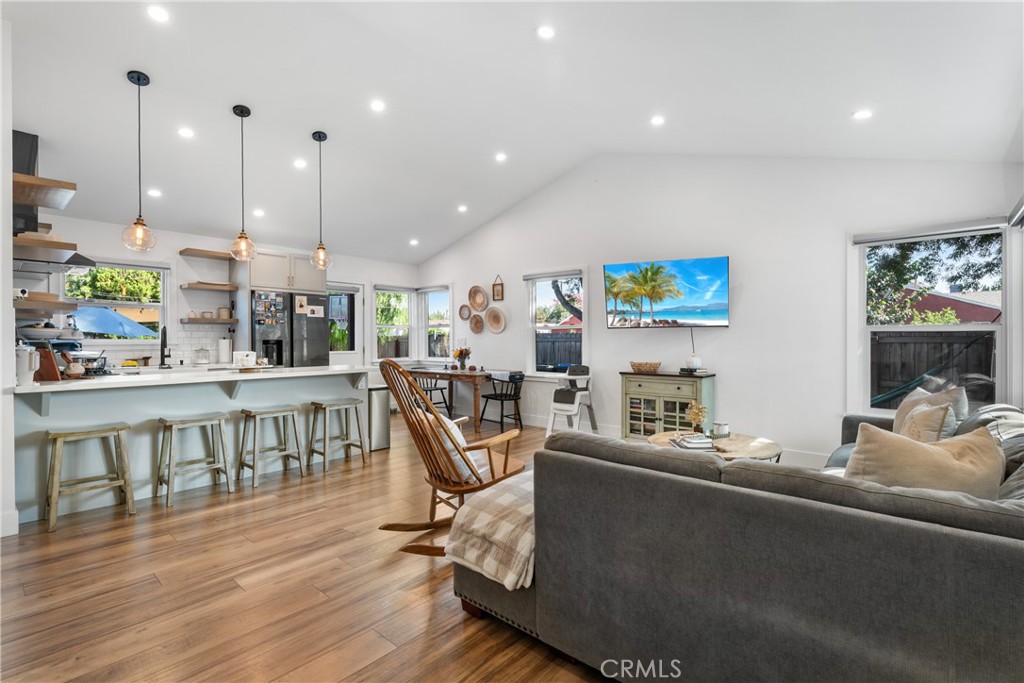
[1,416,594,682]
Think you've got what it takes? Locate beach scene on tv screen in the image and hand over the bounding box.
[604,257,729,327]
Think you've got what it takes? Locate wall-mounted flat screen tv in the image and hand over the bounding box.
[604,256,729,328]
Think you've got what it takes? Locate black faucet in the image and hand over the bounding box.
[159,325,171,368]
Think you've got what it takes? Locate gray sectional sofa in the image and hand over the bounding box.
[454,431,1024,683]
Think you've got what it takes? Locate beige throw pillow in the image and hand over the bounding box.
[894,386,968,436]
[896,403,953,443]
[847,424,1004,500]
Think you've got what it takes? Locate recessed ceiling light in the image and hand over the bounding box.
[147,5,169,22]
[409,239,419,246]
[370,98,386,113]
[852,109,874,120]
[177,127,194,138]
[252,208,265,218]
[650,114,666,127]
[495,152,507,163]
[537,25,556,41]
[147,188,162,198]
[293,159,307,169]
[457,205,468,213]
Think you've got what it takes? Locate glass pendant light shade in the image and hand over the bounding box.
[122,216,156,251]
[231,104,257,261]
[310,242,332,270]
[231,229,257,261]
[308,130,332,271]
[125,70,155,252]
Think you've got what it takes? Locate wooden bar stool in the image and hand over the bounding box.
[236,405,304,487]
[157,412,234,506]
[45,422,135,532]
[307,398,368,473]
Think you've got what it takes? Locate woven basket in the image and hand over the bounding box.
[629,361,662,374]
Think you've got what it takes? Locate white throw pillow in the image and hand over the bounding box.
[896,403,954,443]
[894,386,968,435]
[847,424,1004,500]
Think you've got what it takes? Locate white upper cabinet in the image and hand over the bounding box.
[247,252,326,292]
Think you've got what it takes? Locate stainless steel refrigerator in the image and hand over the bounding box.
[251,290,329,367]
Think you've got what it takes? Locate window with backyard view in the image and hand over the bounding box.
[64,264,164,340]
[531,275,584,372]
[328,290,355,352]
[375,289,410,359]
[865,232,1002,409]
[425,289,450,358]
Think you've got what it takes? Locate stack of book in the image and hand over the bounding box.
[669,433,715,451]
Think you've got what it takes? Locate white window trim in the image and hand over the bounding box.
[373,285,414,362]
[524,267,588,377]
[419,285,451,360]
[62,261,168,348]
[846,222,1021,413]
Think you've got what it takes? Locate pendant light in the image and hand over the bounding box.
[121,70,156,251]
[230,104,257,261]
[309,130,332,270]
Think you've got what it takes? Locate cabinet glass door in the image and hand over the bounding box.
[627,396,659,437]
[662,399,690,431]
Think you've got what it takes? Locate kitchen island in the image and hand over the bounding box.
[13,365,373,524]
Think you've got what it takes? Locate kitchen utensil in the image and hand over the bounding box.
[17,327,62,340]
[194,347,211,364]
[217,307,231,319]
[201,310,214,319]
[61,352,85,378]
[15,342,39,386]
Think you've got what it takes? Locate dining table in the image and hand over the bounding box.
[407,367,492,433]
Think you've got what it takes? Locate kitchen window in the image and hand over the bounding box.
[328,289,357,352]
[374,287,411,360]
[524,269,585,373]
[63,262,166,341]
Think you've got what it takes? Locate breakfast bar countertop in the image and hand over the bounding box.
[13,364,372,395]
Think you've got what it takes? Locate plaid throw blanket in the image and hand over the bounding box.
[446,470,535,591]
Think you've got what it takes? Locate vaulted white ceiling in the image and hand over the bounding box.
[5,2,1022,264]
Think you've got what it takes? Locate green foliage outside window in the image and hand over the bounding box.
[65,267,161,303]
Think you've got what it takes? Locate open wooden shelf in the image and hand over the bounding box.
[180,282,238,292]
[13,173,77,210]
[14,299,76,319]
[179,248,233,261]
[180,318,238,325]
[12,234,78,263]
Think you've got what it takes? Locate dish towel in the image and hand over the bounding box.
[446,470,535,591]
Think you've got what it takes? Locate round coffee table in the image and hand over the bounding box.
[647,431,783,462]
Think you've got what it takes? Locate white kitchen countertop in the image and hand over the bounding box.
[14,364,372,395]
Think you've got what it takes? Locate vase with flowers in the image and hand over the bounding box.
[454,347,471,371]
[687,401,707,433]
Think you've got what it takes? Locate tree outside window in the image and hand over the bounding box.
[375,290,410,359]
[865,233,1002,409]
[532,277,583,372]
[426,289,450,358]
[64,264,163,339]
[328,291,355,352]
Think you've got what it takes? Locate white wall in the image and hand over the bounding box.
[2,18,19,536]
[418,154,1015,466]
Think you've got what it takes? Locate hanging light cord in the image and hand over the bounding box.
[318,139,324,243]
[240,116,245,233]
[136,81,142,218]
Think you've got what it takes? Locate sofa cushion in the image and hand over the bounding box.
[999,463,1024,501]
[955,404,1024,478]
[543,431,722,482]
[722,459,1024,541]
[896,403,953,443]
[847,424,1004,500]
[894,386,967,435]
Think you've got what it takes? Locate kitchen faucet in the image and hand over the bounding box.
[159,326,171,368]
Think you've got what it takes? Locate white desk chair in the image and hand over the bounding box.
[546,365,598,437]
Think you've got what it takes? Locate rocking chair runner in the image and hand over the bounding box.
[378,359,525,555]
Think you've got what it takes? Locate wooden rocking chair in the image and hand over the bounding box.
[378,359,525,555]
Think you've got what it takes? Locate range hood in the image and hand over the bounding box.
[12,232,96,277]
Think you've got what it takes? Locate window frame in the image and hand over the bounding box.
[418,286,451,360]
[61,260,168,347]
[373,286,413,362]
[524,268,587,376]
[846,221,1012,413]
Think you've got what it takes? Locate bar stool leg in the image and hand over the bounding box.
[290,411,305,477]
[157,423,170,497]
[116,428,136,515]
[217,419,235,494]
[165,425,177,507]
[46,437,64,533]
[354,406,367,464]
[321,407,330,472]
[307,404,320,472]
[237,413,251,482]
[252,415,262,487]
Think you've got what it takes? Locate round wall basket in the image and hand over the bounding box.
[468,286,488,312]
[458,304,472,321]
[485,307,506,334]
[469,314,484,334]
